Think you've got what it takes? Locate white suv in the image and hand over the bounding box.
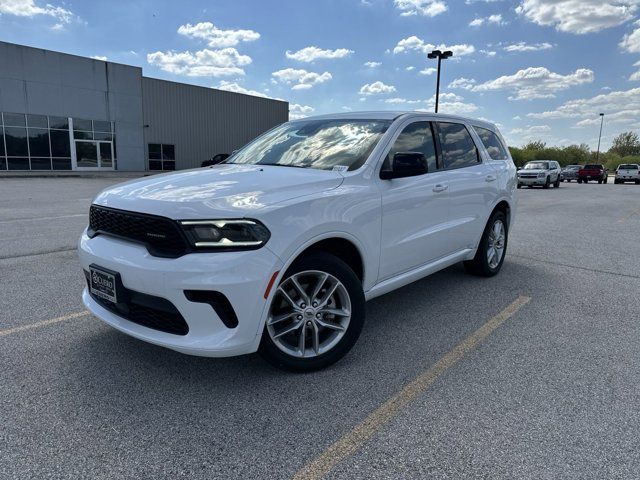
[78,112,516,371]
[517,160,561,189]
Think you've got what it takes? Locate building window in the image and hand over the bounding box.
[148,143,175,171]
[0,113,114,171]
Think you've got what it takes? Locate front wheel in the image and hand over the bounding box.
[259,252,365,372]
[517,183,522,189]
[543,177,550,189]
[603,177,608,184]
[464,210,508,277]
[554,177,560,188]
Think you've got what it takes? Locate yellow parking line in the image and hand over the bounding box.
[618,208,640,224]
[0,311,89,337]
[292,295,531,480]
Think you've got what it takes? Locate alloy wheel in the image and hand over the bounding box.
[486,220,506,269]
[266,270,352,358]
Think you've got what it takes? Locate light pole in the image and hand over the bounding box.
[596,113,605,162]
[427,49,453,113]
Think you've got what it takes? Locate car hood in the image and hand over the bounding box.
[93,164,344,219]
[519,169,546,174]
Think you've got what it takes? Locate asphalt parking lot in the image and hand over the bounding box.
[2,177,640,479]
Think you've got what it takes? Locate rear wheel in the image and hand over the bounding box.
[604,176,608,184]
[598,179,602,184]
[259,252,365,372]
[464,210,508,277]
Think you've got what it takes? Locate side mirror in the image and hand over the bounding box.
[380,152,428,180]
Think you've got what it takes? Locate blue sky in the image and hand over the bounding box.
[1,0,640,149]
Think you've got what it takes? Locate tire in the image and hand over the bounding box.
[464,210,508,277]
[636,180,640,185]
[554,177,560,188]
[598,179,602,184]
[517,183,522,189]
[259,251,365,372]
[543,177,550,189]
[614,179,620,184]
[577,178,582,184]
[604,177,608,184]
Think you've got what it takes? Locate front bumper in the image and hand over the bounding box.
[78,229,283,357]
[518,177,546,185]
[616,175,639,181]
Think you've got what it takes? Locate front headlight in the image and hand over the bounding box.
[179,219,270,250]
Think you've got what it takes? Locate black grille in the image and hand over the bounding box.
[89,205,188,258]
[86,271,189,335]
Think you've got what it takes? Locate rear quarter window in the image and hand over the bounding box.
[473,126,509,160]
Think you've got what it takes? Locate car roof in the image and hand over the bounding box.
[292,111,499,131]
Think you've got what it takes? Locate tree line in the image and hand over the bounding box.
[509,131,640,170]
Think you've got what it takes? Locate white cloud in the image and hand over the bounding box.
[420,67,437,75]
[364,61,382,68]
[510,125,551,134]
[285,46,354,62]
[480,49,497,57]
[289,103,315,120]
[406,66,415,71]
[90,55,107,61]
[272,68,332,90]
[470,67,594,100]
[394,0,447,17]
[359,81,396,95]
[516,0,639,34]
[429,99,478,115]
[527,87,640,130]
[469,14,504,26]
[147,48,252,77]
[216,81,275,99]
[384,97,425,104]
[0,0,76,23]
[620,20,640,53]
[393,36,475,57]
[448,77,477,90]
[177,22,260,48]
[504,42,553,52]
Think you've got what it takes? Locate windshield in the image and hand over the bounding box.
[618,164,639,170]
[525,162,549,170]
[584,164,602,169]
[225,119,391,171]
[566,165,581,170]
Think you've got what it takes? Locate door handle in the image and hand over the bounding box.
[485,174,497,182]
[433,184,448,193]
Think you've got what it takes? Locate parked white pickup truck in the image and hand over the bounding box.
[614,164,640,184]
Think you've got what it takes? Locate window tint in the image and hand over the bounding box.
[386,121,438,173]
[5,127,28,156]
[28,128,50,157]
[437,122,479,169]
[27,114,48,128]
[473,126,508,160]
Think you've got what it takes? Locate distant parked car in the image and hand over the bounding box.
[578,164,608,184]
[560,164,582,182]
[517,160,561,189]
[201,153,230,167]
[614,164,640,184]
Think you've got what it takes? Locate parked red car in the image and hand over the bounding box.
[578,164,608,184]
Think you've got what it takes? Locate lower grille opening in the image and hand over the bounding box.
[85,271,189,335]
[184,290,239,329]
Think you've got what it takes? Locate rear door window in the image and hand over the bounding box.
[436,122,479,169]
[473,126,509,160]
